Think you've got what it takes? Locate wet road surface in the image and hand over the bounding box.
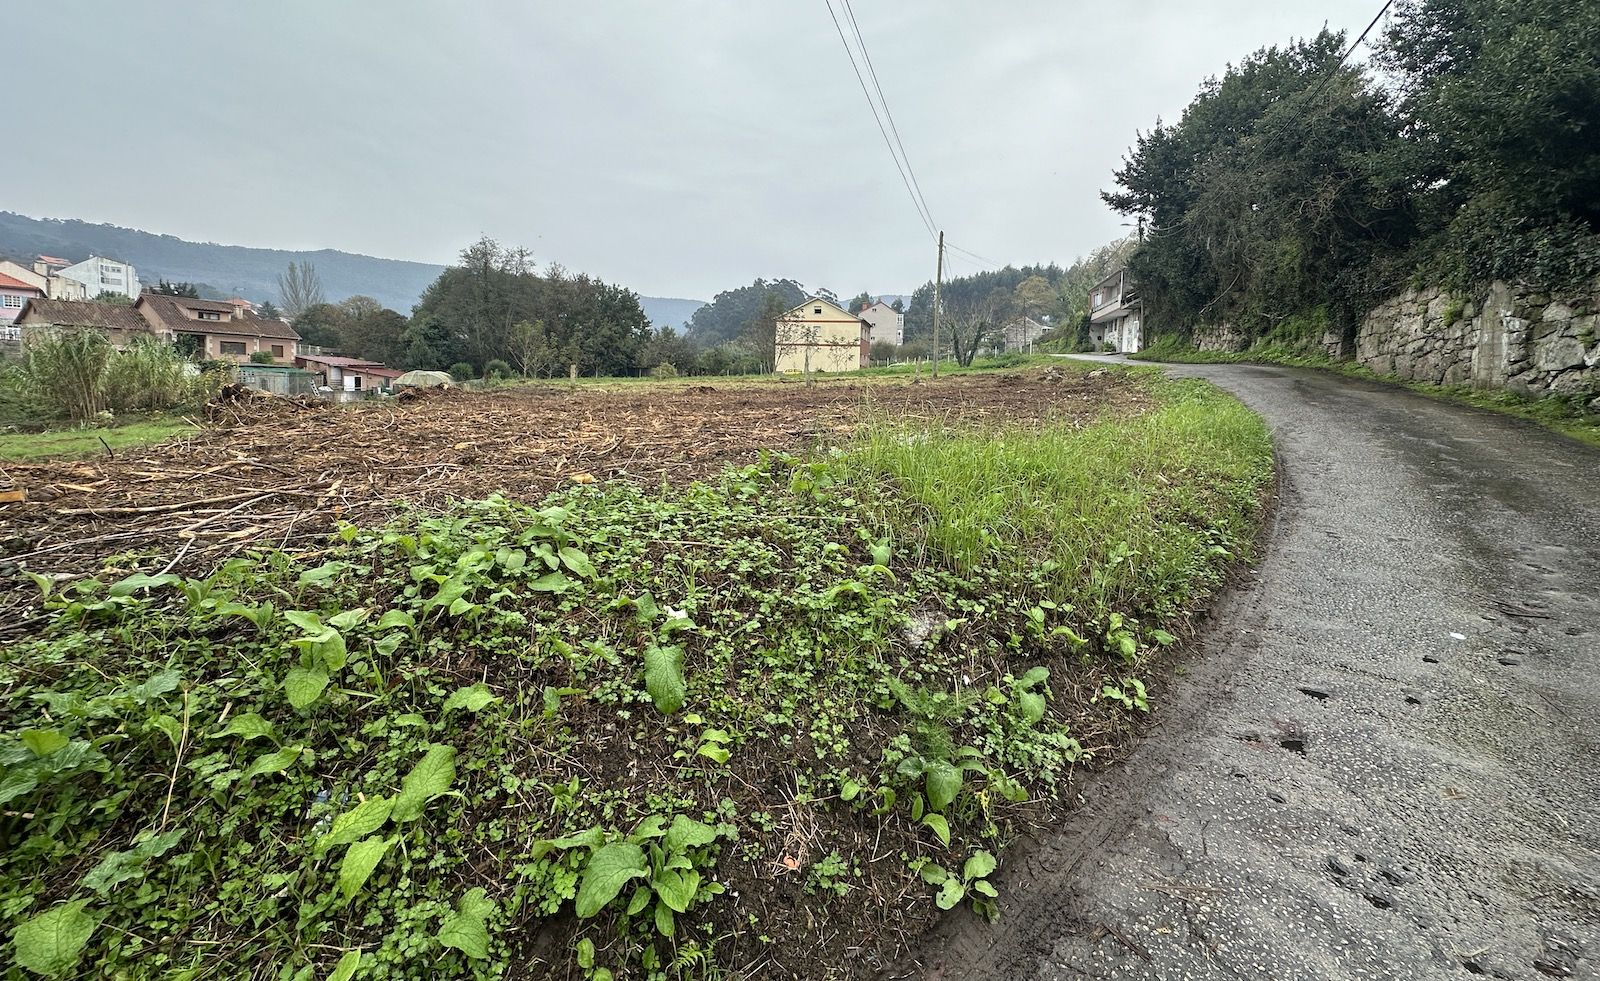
[903,360,1600,981]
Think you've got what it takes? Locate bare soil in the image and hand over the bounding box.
[0,368,1137,590]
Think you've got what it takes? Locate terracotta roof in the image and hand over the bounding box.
[295,353,386,368]
[36,255,69,265]
[137,293,301,340]
[16,298,151,333]
[0,272,43,293]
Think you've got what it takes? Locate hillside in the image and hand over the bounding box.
[0,212,704,327]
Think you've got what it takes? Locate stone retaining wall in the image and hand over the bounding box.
[1355,280,1599,402]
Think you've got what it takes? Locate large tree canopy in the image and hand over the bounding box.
[1103,0,1600,346]
[683,278,807,349]
[402,238,653,376]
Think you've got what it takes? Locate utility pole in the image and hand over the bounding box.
[931,230,944,378]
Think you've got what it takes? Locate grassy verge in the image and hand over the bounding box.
[0,370,1271,980]
[1133,337,1600,447]
[0,419,196,461]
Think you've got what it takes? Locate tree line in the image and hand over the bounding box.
[1102,0,1600,347]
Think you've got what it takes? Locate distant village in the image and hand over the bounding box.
[0,252,1146,395]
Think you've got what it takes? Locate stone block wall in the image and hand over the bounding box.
[1355,280,1599,402]
[1193,324,1249,352]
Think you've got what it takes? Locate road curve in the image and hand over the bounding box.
[901,359,1600,981]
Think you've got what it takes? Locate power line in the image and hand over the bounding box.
[823,0,937,240]
[1305,0,1394,103]
[944,241,1004,269]
[839,0,936,232]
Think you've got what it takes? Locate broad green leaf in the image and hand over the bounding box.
[215,713,276,742]
[925,760,962,813]
[651,868,701,913]
[576,937,596,968]
[327,607,370,630]
[20,729,68,757]
[919,863,949,885]
[663,815,717,852]
[625,887,651,916]
[13,900,95,977]
[0,771,40,805]
[922,813,951,847]
[147,714,182,748]
[133,669,182,702]
[495,546,527,572]
[643,644,685,715]
[327,950,361,981]
[442,683,499,714]
[1016,666,1050,689]
[1017,691,1046,725]
[633,591,660,622]
[839,779,862,802]
[935,877,965,910]
[374,609,415,631]
[653,900,675,937]
[284,665,330,710]
[696,744,730,765]
[971,879,999,898]
[296,562,348,586]
[390,744,456,822]
[437,888,493,959]
[283,610,324,632]
[963,850,997,882]
[558,546,595,579]
[575,843,649,918]
[318,796,394,856]
[528,572,572,592]
[338,835,394,902]
[108,572,180,597]
[244,745,304,781]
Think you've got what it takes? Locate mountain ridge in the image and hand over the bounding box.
[0,212,705,328]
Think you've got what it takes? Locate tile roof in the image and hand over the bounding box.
[17,298,151,333]
[0,272,43,292]
[137,293,301,340]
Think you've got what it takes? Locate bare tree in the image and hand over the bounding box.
[945,288,1012,367]
[278,261,326,320]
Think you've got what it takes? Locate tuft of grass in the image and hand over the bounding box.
[0,419,194,460]
[841,370,1273,624]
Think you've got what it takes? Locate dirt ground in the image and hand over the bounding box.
[0,367,1136,605]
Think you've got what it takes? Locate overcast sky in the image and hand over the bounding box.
[5,1,1383,301]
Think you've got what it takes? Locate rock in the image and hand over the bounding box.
[1536,337,1589,371]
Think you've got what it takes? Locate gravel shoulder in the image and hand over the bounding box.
[901,359,1600,981]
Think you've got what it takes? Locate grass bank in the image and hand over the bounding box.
[0,418,194,461]
[1132,336,1600,447]
[0,368,1271,980]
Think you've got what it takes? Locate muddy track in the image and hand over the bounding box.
[895,360,1600,981]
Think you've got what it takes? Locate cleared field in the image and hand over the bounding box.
[0,365,1268,981]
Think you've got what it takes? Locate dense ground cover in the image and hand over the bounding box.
[0,366,1271,980]
[1132,338,1600,448]
[0,419,194,461]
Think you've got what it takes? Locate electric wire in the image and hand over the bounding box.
[823,0,937,240]
[838,0,937,232]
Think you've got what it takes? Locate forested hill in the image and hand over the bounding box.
[0,212,704,326]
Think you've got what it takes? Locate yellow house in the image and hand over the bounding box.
[775,297,869,373]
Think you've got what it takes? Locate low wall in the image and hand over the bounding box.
[1356,280,1599,401]
[1193,324,1248,352]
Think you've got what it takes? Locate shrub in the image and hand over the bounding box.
[249,351,276,364]
[448,362,476,382]
[482,358,514,380]
[648,363,678,378]
[13,331,223,422]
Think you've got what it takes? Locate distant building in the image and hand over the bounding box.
[775,297,869,373]
[858,299,904,347]
[56,255,142,299]
[1088,268,1143,353]
[0,259,89,300]
[14,298,155,349]
[1000,315,1050,352]
[293,353,402,393]
[0,273,46,339]
[135,293,300,363]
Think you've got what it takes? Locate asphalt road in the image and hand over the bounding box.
[902,359,1600,981]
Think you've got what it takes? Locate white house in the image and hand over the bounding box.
[1088,267,1143,353]
[775,297,869,373]
[857,299,904,347]
[56,255,142,299]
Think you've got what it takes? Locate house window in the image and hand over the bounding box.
[219,341,247,355]
[271,344,284,357]
[1,294,23,308]
[197,310,221,321]
[813,306,822,315]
